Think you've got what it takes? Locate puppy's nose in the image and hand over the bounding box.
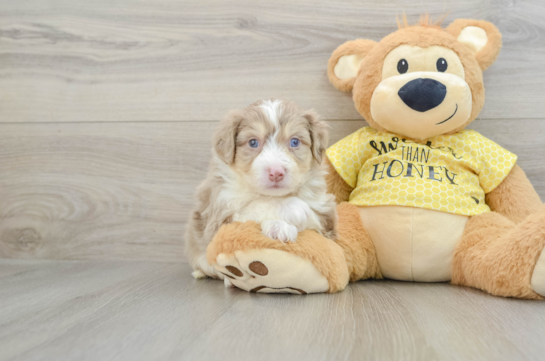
[268,167,284,182]
[398,78,447,112]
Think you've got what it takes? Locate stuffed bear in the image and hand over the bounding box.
[205,17,545,299]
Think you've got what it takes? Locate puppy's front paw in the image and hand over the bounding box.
[261,220,298,243]
[192,270,207,279]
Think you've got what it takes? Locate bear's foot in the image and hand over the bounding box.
[532,249,545,297]
[215,249,329,294]
[453,206,545,299]
[527,206,545,298]
[206,221,350,294]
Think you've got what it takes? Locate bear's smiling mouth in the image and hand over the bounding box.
[435,104,458,125]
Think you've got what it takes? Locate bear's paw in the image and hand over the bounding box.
[213,248,329,294]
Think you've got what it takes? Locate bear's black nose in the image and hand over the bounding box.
[398,78,447,112]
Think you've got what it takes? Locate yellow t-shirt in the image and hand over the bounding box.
[326,127,517,216]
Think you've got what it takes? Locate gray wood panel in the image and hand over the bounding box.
[0,119,543,261]
[1,0,545,122]
[0,259,544,361]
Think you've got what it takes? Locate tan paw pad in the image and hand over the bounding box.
[213,249,329,294]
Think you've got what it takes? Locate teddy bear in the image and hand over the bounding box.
[204,17,545,299]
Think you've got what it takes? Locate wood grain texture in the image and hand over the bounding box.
[1,0,545,122]
[0,119,543,261]
[0,259,544,361]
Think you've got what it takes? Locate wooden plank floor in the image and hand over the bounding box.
[0,259,544,361]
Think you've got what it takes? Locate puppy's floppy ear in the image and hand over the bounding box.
[328,39,377,92]
[304,110,329,163]
[214,110,243,164]
[446,19,502,71]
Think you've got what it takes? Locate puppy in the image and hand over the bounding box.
[185,99,337,279]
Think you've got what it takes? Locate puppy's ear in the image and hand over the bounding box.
[446,19,502,71]
[304,110,329,163]
[328,39,377,92]
[214,110,243,164]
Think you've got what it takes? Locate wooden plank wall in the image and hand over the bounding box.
[1,0,544,261]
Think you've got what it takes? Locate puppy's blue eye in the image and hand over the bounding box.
[290,138,300,147]
[249,139,259,148]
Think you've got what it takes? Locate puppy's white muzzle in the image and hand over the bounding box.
[251,142,295,196]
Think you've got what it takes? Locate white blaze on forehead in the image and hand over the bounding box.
[261,139,291,166]
[260,99,283,128]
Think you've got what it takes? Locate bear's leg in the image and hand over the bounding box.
[207,221,348,294]
[452,206,545,299]
[334,203,382,282]
[206,203,381,294]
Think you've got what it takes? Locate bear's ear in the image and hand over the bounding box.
[328,39,377,92]
[446,19,502,71]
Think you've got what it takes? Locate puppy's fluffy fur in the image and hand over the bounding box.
[185,99,338,278]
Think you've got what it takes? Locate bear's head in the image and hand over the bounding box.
[328,17,502,140]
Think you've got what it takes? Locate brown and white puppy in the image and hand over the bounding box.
[185,99,337,279]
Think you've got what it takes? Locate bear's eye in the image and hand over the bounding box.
[436,58,448,72]
[397,59,408,74]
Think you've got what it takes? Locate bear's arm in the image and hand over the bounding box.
[324,156,354,203]
[485,164,543,224]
